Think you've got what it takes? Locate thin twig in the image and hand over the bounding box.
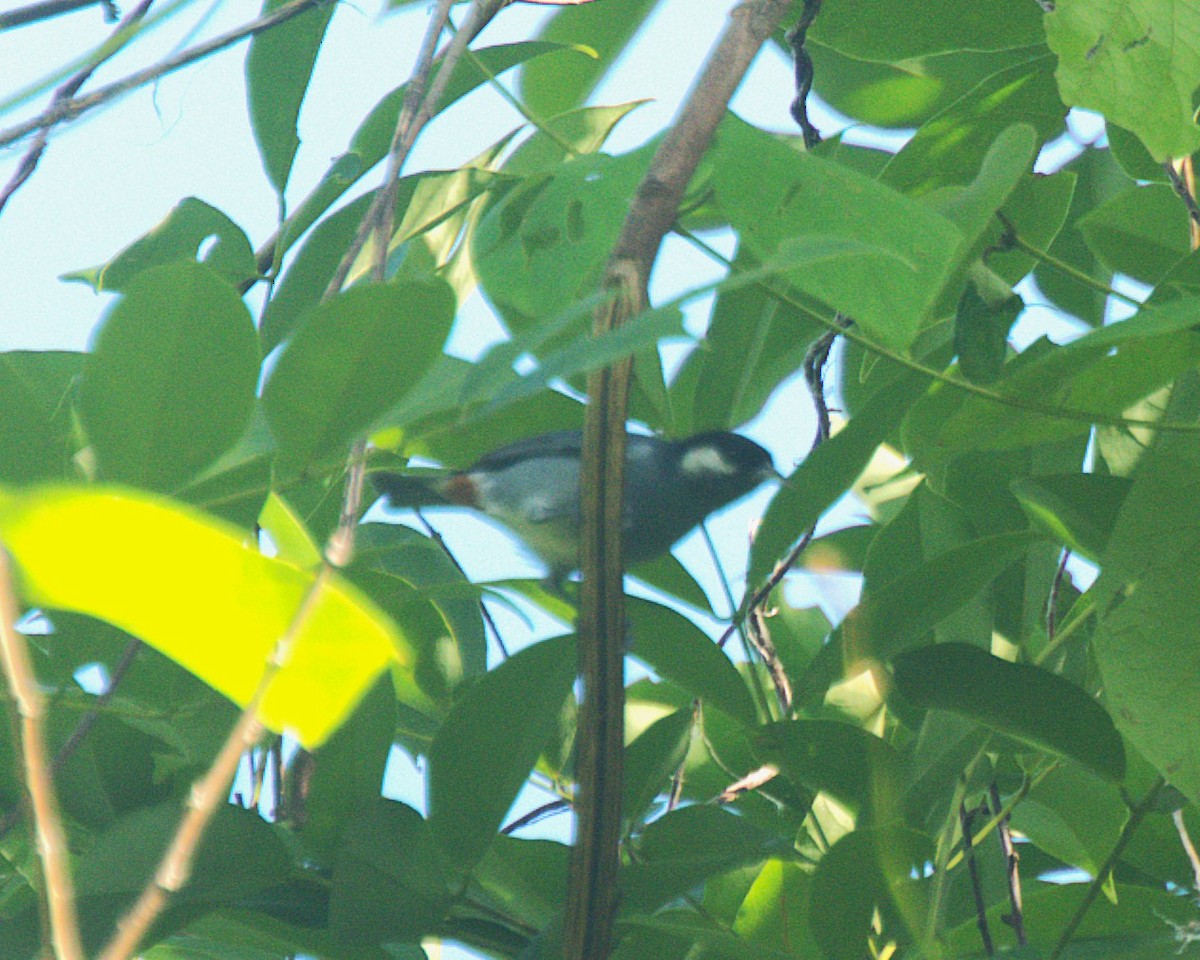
[989,780,1027,944]
[0,548,84,960]
[96,566,334,960]
[715,321,843,651]
[415,511,509,659]
[713,763,779,805]
[325,0,505,296]
[0,638,142,843]
[0,0,325,151]
[1046,778,1166,960]
[960,801,995,957]
[0,0,156,219]
[1165,160,1200,244]
[501,798,570,835]
[1044,549,1071,644]
[0,0,114,31]
[785,0,823,149]
[1173,808,1200,894]
[747,605,792,715]
[683,225,1200,436]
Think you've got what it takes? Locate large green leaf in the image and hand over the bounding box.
[850,532,1039,658]
[246,0,336,194]
[627,597,757,727]
[1077,183,1191,286]
[1046,0,1200,161]
[0,351,82,485]
[805,39,1045,129]
[80,262,260,491]
[329,799,450,945]
[1091,379,1200,804]
[474,142,654,331]
[264,280,455,476]
[882,56,1065,197]
[893,643,1126,781]
[519,0,660,118]
[0,486,411,747]
[427,634,576,872]
[64,198,259,293]
[810,0,1043,60]
[713,117,962,352]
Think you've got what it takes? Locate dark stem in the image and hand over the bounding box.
[0,0,115,31]
[989,780,1027,945]
[961,800,995,957]
[785,0,823,148]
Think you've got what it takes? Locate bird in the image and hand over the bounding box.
[373,429,778,578]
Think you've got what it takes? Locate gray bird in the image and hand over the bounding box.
[373,429,778,577]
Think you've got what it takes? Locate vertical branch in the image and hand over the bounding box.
[989,780,1027,946]
[567,1,796,957]
[0,548,84,960]
[960,800,994,957]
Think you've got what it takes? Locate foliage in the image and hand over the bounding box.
[2,0,1200,958]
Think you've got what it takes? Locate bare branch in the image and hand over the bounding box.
[0,0,155,219]
[0,0,115,32]
[0,548,84,960]
[0,0,324,152]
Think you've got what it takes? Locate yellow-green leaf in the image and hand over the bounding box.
[0,486,415,747]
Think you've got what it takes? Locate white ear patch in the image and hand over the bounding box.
[681,445,737,477]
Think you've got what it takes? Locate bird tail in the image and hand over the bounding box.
[371,471,451,508]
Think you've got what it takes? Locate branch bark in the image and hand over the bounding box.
[567,2,796,957]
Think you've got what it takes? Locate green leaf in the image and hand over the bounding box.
[713,117,962,351]
[809,826,931,960]
[1091,378,1200,804]
[329,799,450,945]
[891,642,1126,781]
[80,262,260,491]
[0,351,82,485]
[1009,765,1126,878]
[882,56,1065,197]
[277,41,571,258]
[519,0,660,117]
[626,598,758,727]
[849,531,1039,657]
[954,284,1022,384]
[622,708,693,821]
[246,0,336,194]
[1012,473,1131,561]
[427,634,576,872]
[1045,0,1200,161]
[674,244,823,433]
[1034,146,1129,327]
[474,836,569,931]
[756,720,904,819]
[474,143,654,331]
[298,677,397,864]
[810,0,1044,60]
[264,280,455,476]
[748,366,927,591]
[732,860,819,957]
[805,39,1045,130]
[1078,183,1191,285]
[903,297,1200,463]
[65,198,258,293]
[0,486,411,747]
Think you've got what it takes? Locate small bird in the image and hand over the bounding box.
[373,429,778,577]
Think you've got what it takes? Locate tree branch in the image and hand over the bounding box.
[0,0,115,32]
[0,0,155,219]
[0,549,84,960]
[0,0,324,152]
[567,2,796,957]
